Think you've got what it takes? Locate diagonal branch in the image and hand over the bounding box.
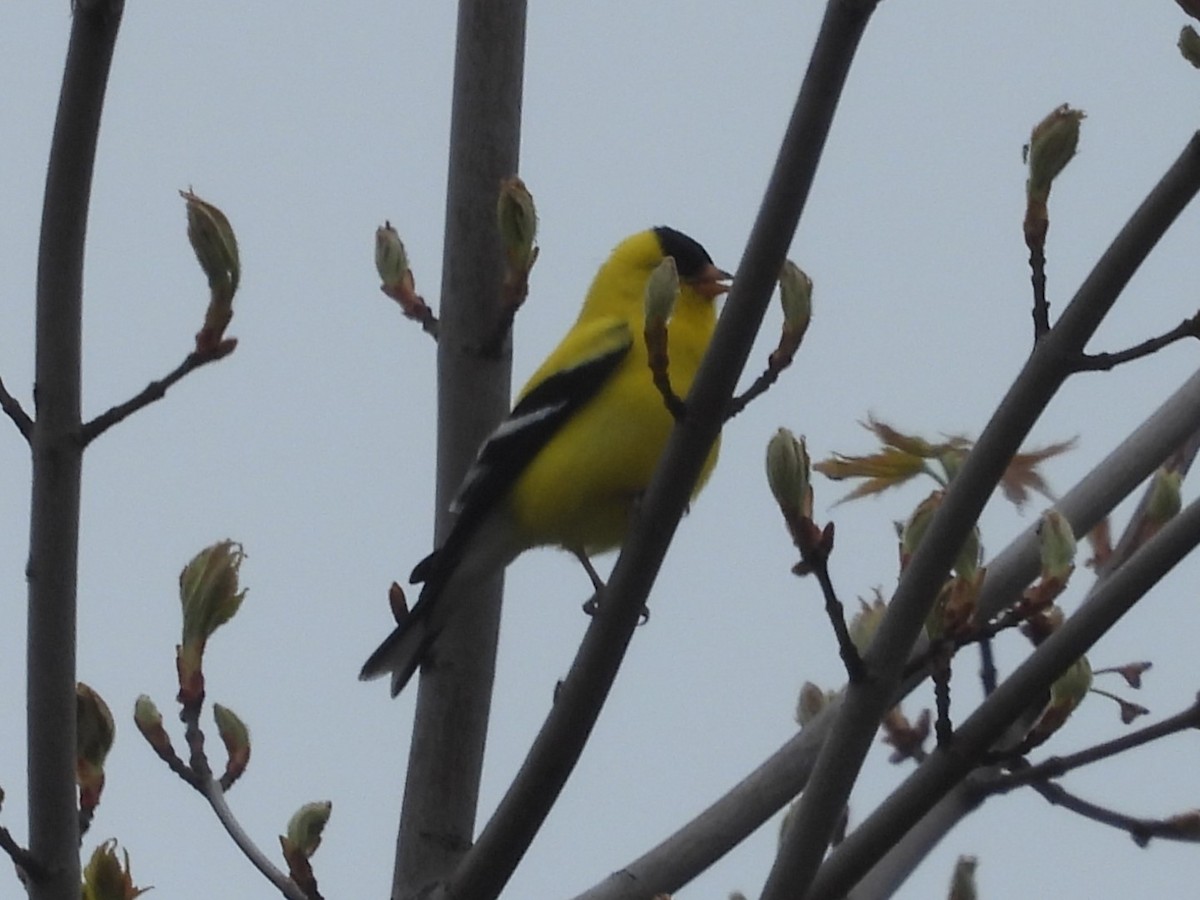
[763,130,1200,900]
[80,341,236,445]
[448,3,881,899]
[847,425,1200,900]
[807,496,1200,900]
[198,778,310,900]
[575,363,1200,900]
[0,375,33,441]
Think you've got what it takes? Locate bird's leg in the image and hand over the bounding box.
[575,549,606,616]
[575,549,649,624]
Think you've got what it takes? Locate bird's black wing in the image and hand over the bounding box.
[411,322,633,586]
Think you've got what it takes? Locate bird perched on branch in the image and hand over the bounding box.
[361,227,730,696]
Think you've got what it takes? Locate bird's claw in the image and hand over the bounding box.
[580,595,650,625]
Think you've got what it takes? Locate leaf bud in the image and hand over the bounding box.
[643,256,680,326]
[1026,104,1085,204]
[374,221,410,289]
[497,176,538,272]
[284,800,333,859]
[766,428,812,520]
[1037,509,1076,581]
[778,260,813,344]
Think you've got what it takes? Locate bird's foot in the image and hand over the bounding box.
[581,594,650,625]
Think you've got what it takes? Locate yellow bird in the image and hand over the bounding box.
[361,227,729,695]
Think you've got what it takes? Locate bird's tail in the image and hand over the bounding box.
[358,575,443,697]
[360,517,522,697]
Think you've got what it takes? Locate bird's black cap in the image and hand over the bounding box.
[653,226,715,280]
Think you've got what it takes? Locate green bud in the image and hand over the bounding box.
[1038,509,1076,580]
[1146,468,1183,526]
[284,800,333,858]
[643,256,680,325]
[77,683,115,810]
[765,428,811,519]
[180,540,247,649]
[177,541,247,703]
[182,189,240,352]
[778,260,813,343]
[76,682,115,773]
[1051,655,1093,713]
[133,694,171,756]
[1026,105,1085,204]
[181,188,240,301]
[497,176,538,271]
[374,221,409,288]
[214,703,252,785]
[82,840,149,900]
[1181,25,1200,69]
[900,491,942,567]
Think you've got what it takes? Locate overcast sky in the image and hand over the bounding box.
[3,2,1200,898]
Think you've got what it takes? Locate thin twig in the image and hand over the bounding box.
[991,695,1200,791]
[0,824,46,882]
[725,354,787,420]
[200,778,309,900]
[80,341,236,445]
[795,520,865,682]
[1075,311,1200,372]
[931,648,953,748]
[381,282,440,341]
[645,319,687,421]
[804,497,1200,900]
[1026,780,1200,847]
[478,272,529,358]
[179,693,310,898]
[0,375,33,441]
[978,637,997,695]
[1028,237,1051,340]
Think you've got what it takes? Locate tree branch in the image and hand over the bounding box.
[847,422,1200,899]
[80,342,236,445]
[993,695,1200,791]
[1028,780,1200,847]
[26,4,123,898]
[199,778,310,900]
[806,496,1200,900]
[762,130,1200,900]
[0,823,46,883]
[574,363,1200,900]
[450,2,880,898]
[1075,310,1200,372]
[0,375,33,441]
[392,2,526,898]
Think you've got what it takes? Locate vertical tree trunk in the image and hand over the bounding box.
[392,2,527,897]
[27,3,123,899]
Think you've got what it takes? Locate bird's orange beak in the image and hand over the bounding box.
[689,263,732,299]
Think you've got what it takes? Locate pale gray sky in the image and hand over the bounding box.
[3,2,1200,898]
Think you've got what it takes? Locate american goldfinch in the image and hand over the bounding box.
[361,227,730,696]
